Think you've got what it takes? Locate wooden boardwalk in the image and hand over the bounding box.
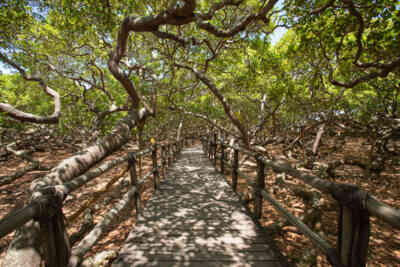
[112,146,287,267]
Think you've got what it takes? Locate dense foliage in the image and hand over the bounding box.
[1,0,399,144]
[1,2,399,266]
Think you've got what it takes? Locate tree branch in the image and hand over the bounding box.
[175,63,249,145]
[0,53,61,124]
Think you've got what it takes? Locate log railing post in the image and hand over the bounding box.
[208,135,212,159]
[128,152,140,216]
[254,156,265,219]
[167,144,171,166]
[161,145,166,177]
[173,142,177,161]
[138,154,142,178]
[204,137,208,155]
[209,134,213,159]
[152,144,159,191]
[334,184,370,267]
[213,132,217,167]
[232,148,239,192]
[207,136,210,156]
[209,133,212,158]
[170,143,173,160]
[220,138,225,173]
[34,187,71,267]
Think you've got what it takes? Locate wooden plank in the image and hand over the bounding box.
[117,243,274,252]
[113,259,284,267]
[114,251,279,261]
[113,146,286,267]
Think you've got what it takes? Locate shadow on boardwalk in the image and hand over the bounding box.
[112,146,288,267]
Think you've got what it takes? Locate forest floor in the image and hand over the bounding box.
[227,136,400,266]
[0,137,399,266]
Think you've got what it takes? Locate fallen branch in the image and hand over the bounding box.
[67,164,129,225]
[275,173,323,229]
[70,209,94,246]
[68,185,137,267]
[80,250,118,267]
[0,164,43,186]
[0,142,51,186]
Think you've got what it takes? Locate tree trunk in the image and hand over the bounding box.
[176,120,183,142]
[137,122,145,178]
[3,109,145,267]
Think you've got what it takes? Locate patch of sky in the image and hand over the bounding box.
[270,27,287,46]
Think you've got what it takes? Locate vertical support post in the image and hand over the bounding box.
[205,135,211,158]
[254,156,265,219]
[209,134,212,159]
[221,138,225,173]
[161,145,166,177]
[167,144,171,166]
[35,187,71,267]
[173,142,177,161]
[128,152,140,216]
[213,132,217,167]
[208,135,212,159]
[335,185,370,267]
[232,148,238,192]
[138,155,142,178]
[152,144,159,191]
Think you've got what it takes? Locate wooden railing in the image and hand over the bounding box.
[201,133,400,267]
[0,137,190,267]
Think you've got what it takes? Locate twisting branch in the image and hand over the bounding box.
[315,26,400,89]
[328,58,400,88]
[197,0,244,20]
[169,105,239,139]
[0,53,61,124]
[311,0,335,14]
[253,95,284,136]
[108,0,197,112]
[175,63,249,145]
[152,30,189,46]
[106,0,279,140]
[310,0,400,88]
[196,0,278,37]
[0,142,51,186]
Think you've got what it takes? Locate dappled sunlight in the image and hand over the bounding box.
[112,146,283,266]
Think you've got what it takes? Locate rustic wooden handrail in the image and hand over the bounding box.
[201,133,400,267]
[0,136,189,267]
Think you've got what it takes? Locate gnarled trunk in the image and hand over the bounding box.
[2,109,146,267]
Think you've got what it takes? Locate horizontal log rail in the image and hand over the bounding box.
[201,133,400,267]
[0,136,189,267]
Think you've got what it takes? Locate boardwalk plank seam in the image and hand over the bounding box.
[112,146,289,267]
